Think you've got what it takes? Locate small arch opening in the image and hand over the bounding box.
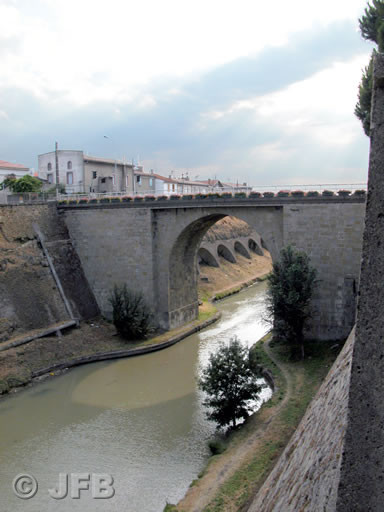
[217,244,237,263]
[248,238,263,256]
[234,240,251,259]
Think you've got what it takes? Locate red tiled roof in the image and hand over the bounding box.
[0,160,29,171]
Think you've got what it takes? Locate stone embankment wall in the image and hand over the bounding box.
[248,329,354,512]
[0,204,98,340]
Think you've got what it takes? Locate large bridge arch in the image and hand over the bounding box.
[152,206,284,329]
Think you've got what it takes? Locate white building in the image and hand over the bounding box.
[38,150,138,194]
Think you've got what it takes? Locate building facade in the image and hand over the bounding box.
[38,150,137,194]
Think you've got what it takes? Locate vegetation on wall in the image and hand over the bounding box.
[355,0,384,135]
[0,174,43,193]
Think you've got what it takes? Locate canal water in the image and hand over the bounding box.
[0,281,271,512]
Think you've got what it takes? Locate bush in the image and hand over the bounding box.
[111,197,121,203]
[263,192,274,198]
[266,245,317,359]
[277,190,290,197]
[208,439,226,455]
[221,192,232,198]
[199,337,265,429]
[100,197,111,203]
[291,190,304,197]
[353,189,366,197]
[157,195,168,201]
[249,191,262,198]
[144,195,156,201]
[88,198,98,204]
[109,284,153,341]
[322,190,334,197]
[170,194,181,200]
[338,189,351,197]
[78,199,88,204]
[234,192,246,198]
[306,191,319,197]
[182,194,193,200]
[134,196,143,202]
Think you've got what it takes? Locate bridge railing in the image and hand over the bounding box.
[56,183,367,203]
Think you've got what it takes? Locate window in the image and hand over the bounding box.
[112,175,116,185]
[92,171,97,179]
[47,163,52,171]
[67,161,72,170]
[149,178,153,187]
[136,175,141,184]
[47,173,53,184]
[126,175,130,187]
[101,178,106,184]
[172,183,175,192]
[66,172,73,185]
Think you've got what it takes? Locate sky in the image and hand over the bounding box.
[0,0,375,186]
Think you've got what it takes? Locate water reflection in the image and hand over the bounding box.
[0,281,270,512]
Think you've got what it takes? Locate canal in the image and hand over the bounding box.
[0,281,271,512]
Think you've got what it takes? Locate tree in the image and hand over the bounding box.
[198,337,265,429]
[266,245,317,359]
[109,284,153,340]
[355,1,384,135]
[8,175,42,193]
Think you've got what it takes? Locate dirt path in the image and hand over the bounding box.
[177,337,294,512]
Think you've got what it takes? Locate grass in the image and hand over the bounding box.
[180,335,343,512]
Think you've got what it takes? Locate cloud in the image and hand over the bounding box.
[0,19,371,184]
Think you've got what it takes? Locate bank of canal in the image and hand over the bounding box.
[0,281,271,512]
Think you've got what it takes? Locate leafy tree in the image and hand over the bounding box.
[109,284,153,340]
[8,175,42,193]
[266,245,317,359]
[198,337,265,429]
[355,1,384,135]
[0,174,16,191]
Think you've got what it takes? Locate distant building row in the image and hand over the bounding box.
[0,150,251,198]
[37,150,251,195]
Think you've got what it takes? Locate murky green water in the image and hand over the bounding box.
[0,282,271,512]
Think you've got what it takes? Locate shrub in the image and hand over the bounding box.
[109,284,153,341]
[234,192,246,198]
[68,200,78,205]
[220,192,232,198]
[338,189,351,197]
[170,194,181,200]
[306,191,319,197]
[207,193,220,199]
[291,190,304,197]
[134,196,143,202]
[182,194,193,200]
[263,192,275,198]
[353,189,367,197]
[100,197,111,203]
[249,191,262,198]
[195,193,208,199]
[144,195,156,201]
[208,439,226,455]
[78,199,88,204]
[111,197,121,203]
[157,195,168,201]
[58,200,68,205]
[322,190,334,197]
[199,336,265,429]
[122,196,132,202]
[277,190,290,197]
[88,198,98,204]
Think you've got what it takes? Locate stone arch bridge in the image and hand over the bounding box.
[60,195,365,340]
